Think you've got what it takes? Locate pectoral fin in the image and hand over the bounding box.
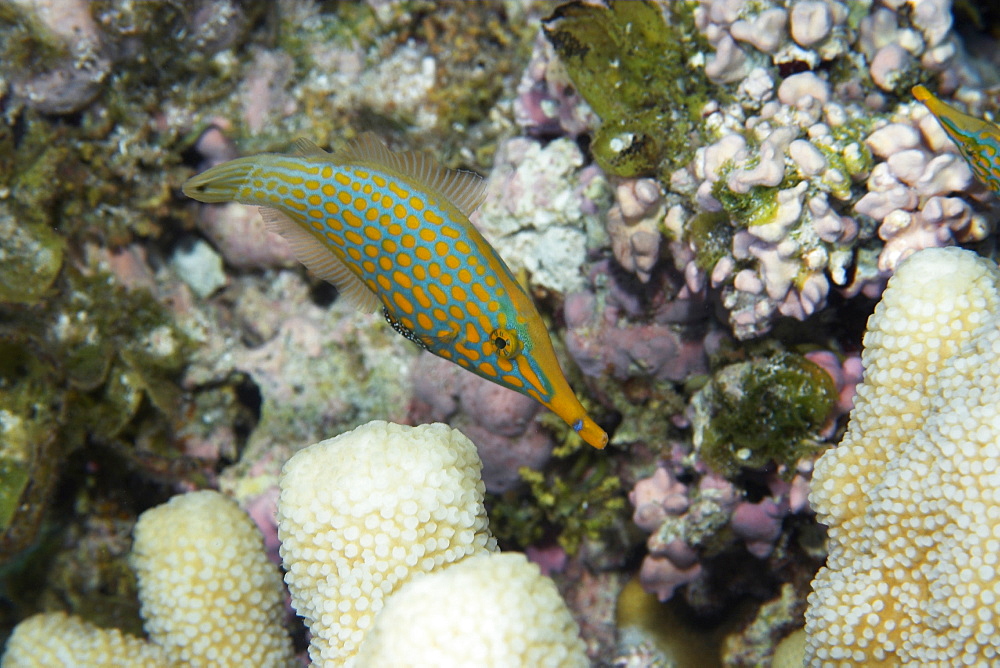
[258,207,380,313]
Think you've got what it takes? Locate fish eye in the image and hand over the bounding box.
[489,328,519,359]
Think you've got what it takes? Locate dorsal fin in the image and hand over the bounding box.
[292,138,329,157]
[258,207,380,313]
[336,133,487,217]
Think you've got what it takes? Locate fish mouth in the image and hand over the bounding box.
[182,157,258,203]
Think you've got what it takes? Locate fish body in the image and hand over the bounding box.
[183,134,608,449]
[913,84,1000,193]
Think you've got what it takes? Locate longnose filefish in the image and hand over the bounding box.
[183,134,609,449]
[913,85,1000,193]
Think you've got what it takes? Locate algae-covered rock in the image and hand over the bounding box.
[0,343,63,554]
[543,0,719,178]
[0,413,33,534]
[490,449,628,558]
[0,265,192,559]
[691,353,837,477]
[0,202,64,305]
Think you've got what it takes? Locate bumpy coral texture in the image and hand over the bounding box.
[354,552,587,667]
[806,247,1000,665]
[1,611,169,668]
[276,420,498,666]
[131,490,296,667]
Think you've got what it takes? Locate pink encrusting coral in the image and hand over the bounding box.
[656,0,996,339]
[629,458,820,603]
[514,32,599,138]
[563,260,715,385]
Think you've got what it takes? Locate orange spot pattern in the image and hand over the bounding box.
[249,159,556,405]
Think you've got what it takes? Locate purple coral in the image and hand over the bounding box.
[606,179,664,284]
[514,32,598,138]
[563,260,715,385]
[629,457,824,602]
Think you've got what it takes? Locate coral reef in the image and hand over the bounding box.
[130,490,295,666]
[807,247,1000,665]
[5,421,588,668]
[3,611,170,667]
[661,0,993,338]
[3,1,1000,665]
[408,351,555,494]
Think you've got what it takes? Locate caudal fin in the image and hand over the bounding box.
[182,156,258,203]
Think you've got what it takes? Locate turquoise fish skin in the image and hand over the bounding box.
[183,134,608,449]
[913,85,1000,194]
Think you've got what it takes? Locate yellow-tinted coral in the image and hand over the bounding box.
[1,611,169,668]
[276,420,498,666]
[354,552,587,667]
[806,247,1000,665]
[131,490,296,668]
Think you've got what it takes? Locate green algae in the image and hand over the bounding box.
[693,352,837,477]
[0,458,29,534]
[0,203,65,305]
[0,263,192,560]
[685,211,736,272]
[0,3,70,77]
[490,450,627,556]
[711,174,782,230]
[0,344,64,559]
[543,0,721,178]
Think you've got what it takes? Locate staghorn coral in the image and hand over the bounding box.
[806,247,1000,665]
[606,178,665,283]
[858,99,991,274]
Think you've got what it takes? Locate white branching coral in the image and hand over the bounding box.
[3,490,296,668]
[2,611,169,668]
[4,421,588,668]
[354,552,587,667]
[806,247,1000,665]
[131,490,297,667]
[276,420,498,666]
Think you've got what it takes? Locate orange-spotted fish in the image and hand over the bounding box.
[913,85,1000,193]
[183,134,608,449]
